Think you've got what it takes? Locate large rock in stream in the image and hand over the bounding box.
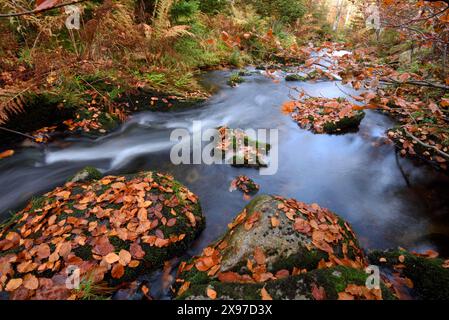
[0,168,204,300]
[175,195,395,300]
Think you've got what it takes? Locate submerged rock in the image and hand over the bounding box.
[227,73,245,87]
[285,74,308,82]
[174,195,394,300]
[215,126,271,168]
[368,249,449,300]
[0,169,204,300]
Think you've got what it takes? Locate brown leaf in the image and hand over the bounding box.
[254,247,266,265]
[23,274,39,290]
[36,243,51,260]
[130,242,145,259]
[111,263,125,279]
[311,284,327,300]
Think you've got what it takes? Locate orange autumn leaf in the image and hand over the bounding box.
[261,287,273,300]
[271,216,280,228]
[111,263,125,279]
[254,247,266,265]
[178,281,191,296]
[5,278,23,291]
[104,252,120,264]
[206,287,217,300]
[338,292,354,300]
[0,149,14,159]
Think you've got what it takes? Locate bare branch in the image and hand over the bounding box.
[0,0,89,18]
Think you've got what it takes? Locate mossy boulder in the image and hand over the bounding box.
[368,249,449,300]
[174,195,388,300]
[218,195,364,273]
[285,74,308,82]
[290,98,366,134]
[0,171,204,300]
[322,112,365,134]
[215,127,271,168]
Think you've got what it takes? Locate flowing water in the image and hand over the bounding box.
[1,69,449,297]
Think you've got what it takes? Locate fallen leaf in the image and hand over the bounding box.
[0,150,14,159]
[104,252,120,264]
[206,287,217,300]
[111,263,125,279]
[261,287,273,300]
[5,278,23,291]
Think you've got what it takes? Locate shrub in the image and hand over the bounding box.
[242,0,306,24]
[170,0,199,23]
[198,0,229,15]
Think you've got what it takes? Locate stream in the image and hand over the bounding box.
[1,68,449,297]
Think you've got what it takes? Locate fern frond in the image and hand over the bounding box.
[0,88,27,125]
[153,0,175,31]
[163,25,193,39]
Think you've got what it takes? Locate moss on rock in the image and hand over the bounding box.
[68,166,103,183]
[174,195,376,300]
[285,74,308,82]
[178,266,395,300]
[368,249,449,300]
[0,171,204,300]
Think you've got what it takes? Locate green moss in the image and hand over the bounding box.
[177,266,396,300]
[68,166,103,183]
[368,249,449,300]
[270,247,328,272]
[30,196,48,212]
[323,112,365,134]
[227,73,245,87]
[285,74,308,82]
[73,245,94,260]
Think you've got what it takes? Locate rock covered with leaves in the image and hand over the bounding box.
[229,176,259,199]
[216,126,271,168]
[174,195,394,300]
[0,169,204,300]
[283,97,365,134]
